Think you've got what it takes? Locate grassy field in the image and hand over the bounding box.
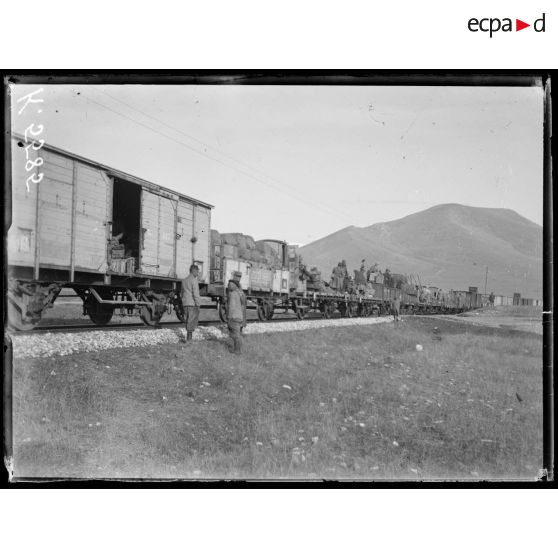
[11,317,543,480]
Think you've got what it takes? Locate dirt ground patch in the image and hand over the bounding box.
[429,306,543,336]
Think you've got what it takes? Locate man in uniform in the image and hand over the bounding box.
[331,262,344,292]
[340,259,349,291]
[355,268,367,294]
[392,291,401,323]
[367,262,379,283]
[227,271,247,355]
[384,268,393,288]
[181,264,200,342]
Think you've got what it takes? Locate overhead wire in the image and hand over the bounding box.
[84,88,356,224]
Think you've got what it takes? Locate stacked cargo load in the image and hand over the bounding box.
[305,266,327,292]
[254,240,283,268]
[211,230,284,268]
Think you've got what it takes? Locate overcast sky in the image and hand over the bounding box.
[10,83,544,245]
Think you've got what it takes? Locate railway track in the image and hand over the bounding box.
[7,312,339,336]
[8,306,457,337]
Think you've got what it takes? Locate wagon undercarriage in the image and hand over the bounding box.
[7,277,179,330]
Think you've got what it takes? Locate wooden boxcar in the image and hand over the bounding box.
[8,136,212,330]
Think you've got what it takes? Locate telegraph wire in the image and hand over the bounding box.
[86,87,356,224]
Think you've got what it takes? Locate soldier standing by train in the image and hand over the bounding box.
[181,264,201,342]
[227,271,247,355]
[391,290,401,323]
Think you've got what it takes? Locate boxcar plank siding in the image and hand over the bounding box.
[176,200,194,278]
[37,176,72,266]
[141,189,160,271]
[158,196,176,276]
[42,163,74,185]
[8,141,38,266]
[42,150,73,169]
[74,163,109,272]
[193,205,210,282]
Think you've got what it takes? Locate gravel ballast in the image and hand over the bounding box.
[11,316,395,359]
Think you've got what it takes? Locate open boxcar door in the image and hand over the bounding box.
[140,187,176,277]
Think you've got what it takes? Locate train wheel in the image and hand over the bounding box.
[86,299,114,326]
[140,305,162,327]
[218,300,227,322]
[265,302,275,321]
[292,300,306,320]
[8,299,40,331]
[257,301,267,321]
[174,297,185,322]
[321,303,331,319]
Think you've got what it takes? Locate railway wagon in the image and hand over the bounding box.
[207,239,293,321]
[448,290,472,311]
[7,137,212,330]
[206,234,391,321]
[494,295,514,306]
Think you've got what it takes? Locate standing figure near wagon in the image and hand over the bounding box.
[391,290,401,323]
[489,292,495,308]
[181,264,201,342]
[227,271,247,355]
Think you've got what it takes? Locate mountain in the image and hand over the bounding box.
[299,204,543,298]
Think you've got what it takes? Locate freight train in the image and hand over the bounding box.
[6,137,502,331]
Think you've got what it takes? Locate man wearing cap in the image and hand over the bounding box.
[391,290,401,323]
[227,271,247,355]
[180,264,200,342]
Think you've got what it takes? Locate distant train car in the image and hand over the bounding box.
[8,136,212,330]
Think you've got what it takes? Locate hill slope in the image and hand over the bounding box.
[299,204,542,298]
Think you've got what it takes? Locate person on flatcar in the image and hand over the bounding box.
[384,268,393,287]
[341,259,349,291]
[227,271,247,355]
[181,264,201,342]
[367,262,379,282]
[331,262,344,292]
[355,268,367,293]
